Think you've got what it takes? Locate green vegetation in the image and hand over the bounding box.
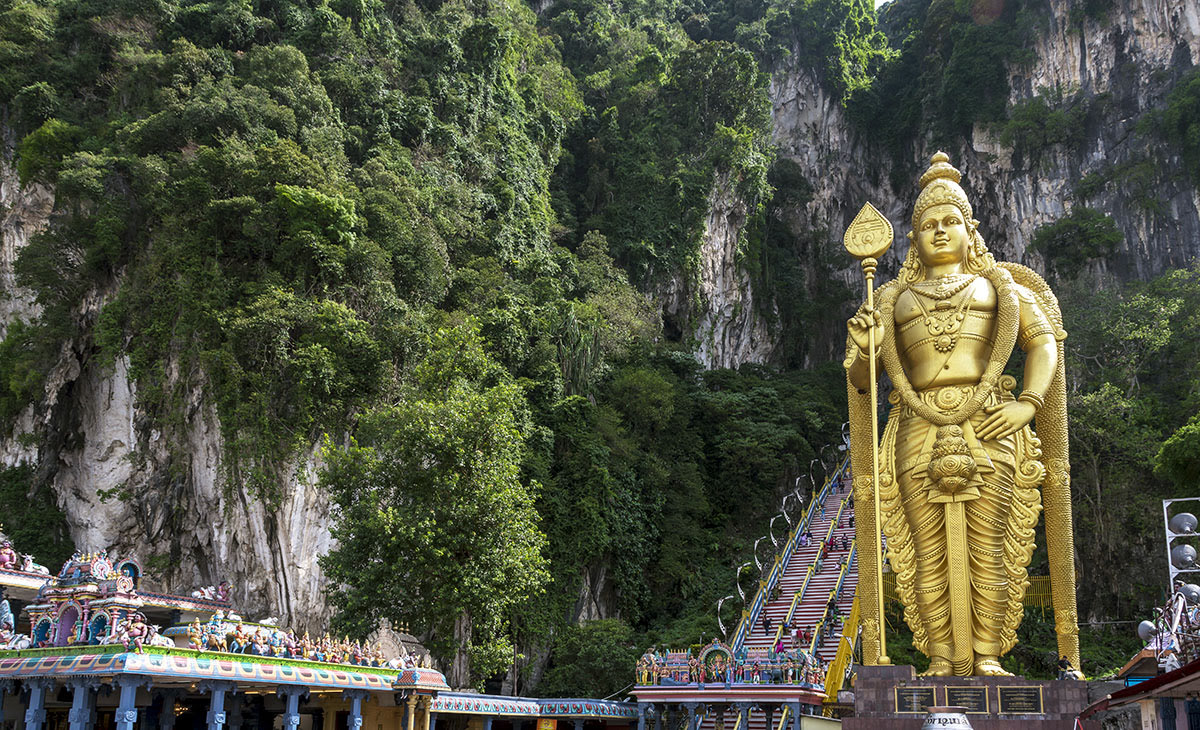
[1141,68,1200,185]
[1030,207,1123,279]
[321,322,547,685]
[994,88,1100,163]
[0,0,841,691]
[0,464,72,570]
[1,0,1196,697]
[1057,268,1200,619]
[846,0,1040,158]
[537,618,640,699]
[1075,157,1158,203]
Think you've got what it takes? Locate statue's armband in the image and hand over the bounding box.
[1016,285,1057,350]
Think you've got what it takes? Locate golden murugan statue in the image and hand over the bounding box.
[844,153,1078,677]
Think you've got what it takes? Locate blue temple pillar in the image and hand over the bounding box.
[683,702,699,730]
[788,702,801,730]
[67,678,103,730]
[199,681,237,730]
[23,678,55,730]
[482,716,494,730]
[574,719,584,730]
[277,686,309,729]
[343,689,370,729]
[114,676,149,730]
[764,704,774,730]
[0,680,14,718]
[636,703,647,730]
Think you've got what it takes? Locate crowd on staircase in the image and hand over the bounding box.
[633,468,861,695]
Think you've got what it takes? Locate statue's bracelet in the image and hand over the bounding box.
[1017,391,1045,411]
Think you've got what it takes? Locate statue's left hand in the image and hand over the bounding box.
[976,401,1036,441]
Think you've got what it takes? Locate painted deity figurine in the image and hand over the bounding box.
[845,153,1076,676]
[122,613,150,654]
[0,541,16,570]
[187,619,204,650]
[229,622,249,653]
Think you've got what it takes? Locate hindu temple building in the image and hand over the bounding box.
[0,539,637,730]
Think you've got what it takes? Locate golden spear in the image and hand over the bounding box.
[844,201,893,665]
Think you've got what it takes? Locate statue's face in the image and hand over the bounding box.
[915,203,970,268]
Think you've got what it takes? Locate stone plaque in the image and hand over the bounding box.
[998,686,1044,714]
[945,686,989,714]
[894,686,936,714]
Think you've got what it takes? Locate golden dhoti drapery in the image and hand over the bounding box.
[878,383,1044,675]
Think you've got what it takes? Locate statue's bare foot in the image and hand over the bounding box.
[974,657,1012,676]
[919,658,953,677]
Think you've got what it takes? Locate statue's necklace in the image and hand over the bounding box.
[911,273,976,300]
[911,275,977,352]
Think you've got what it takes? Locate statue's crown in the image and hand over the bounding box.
[912,151,973,229]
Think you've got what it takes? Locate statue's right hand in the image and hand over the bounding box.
[847,306,884,355]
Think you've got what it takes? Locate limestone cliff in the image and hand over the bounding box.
[662,170,777,369]
[0,146,333,631]
[767,0,1200,364]
[1,0,1198,634]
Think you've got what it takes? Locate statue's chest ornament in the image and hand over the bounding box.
[911,275,977,352]
[881,266,1020,428]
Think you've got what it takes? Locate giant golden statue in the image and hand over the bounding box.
[844,153,1078,677]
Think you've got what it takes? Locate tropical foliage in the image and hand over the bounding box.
[0,0,1197,696]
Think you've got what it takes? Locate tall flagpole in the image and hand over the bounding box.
[844,202,893,665]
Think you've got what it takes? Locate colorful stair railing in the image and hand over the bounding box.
[730,459,847,652]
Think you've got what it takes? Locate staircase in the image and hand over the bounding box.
[742,483,858,665]
[718,466,860,730]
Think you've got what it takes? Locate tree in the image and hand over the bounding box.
[320,321,547,687]
[537,618,640,698]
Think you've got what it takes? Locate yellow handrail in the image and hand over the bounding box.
[822,594,861,716]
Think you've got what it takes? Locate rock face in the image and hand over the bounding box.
[1,0,1198,633]
[0,147,334,632]
[678,171,776,369]
[767,0,1200,331]
[0,137,50,335]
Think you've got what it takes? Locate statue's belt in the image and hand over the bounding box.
[891,385,1018,483]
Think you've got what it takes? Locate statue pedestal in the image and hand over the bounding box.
[842,665,1087,729]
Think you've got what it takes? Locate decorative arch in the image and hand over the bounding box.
[699,639,733,666]
[54,601,83,646]
[88,612,111,644]
[32,618,51,646]
[116,559,142,589]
